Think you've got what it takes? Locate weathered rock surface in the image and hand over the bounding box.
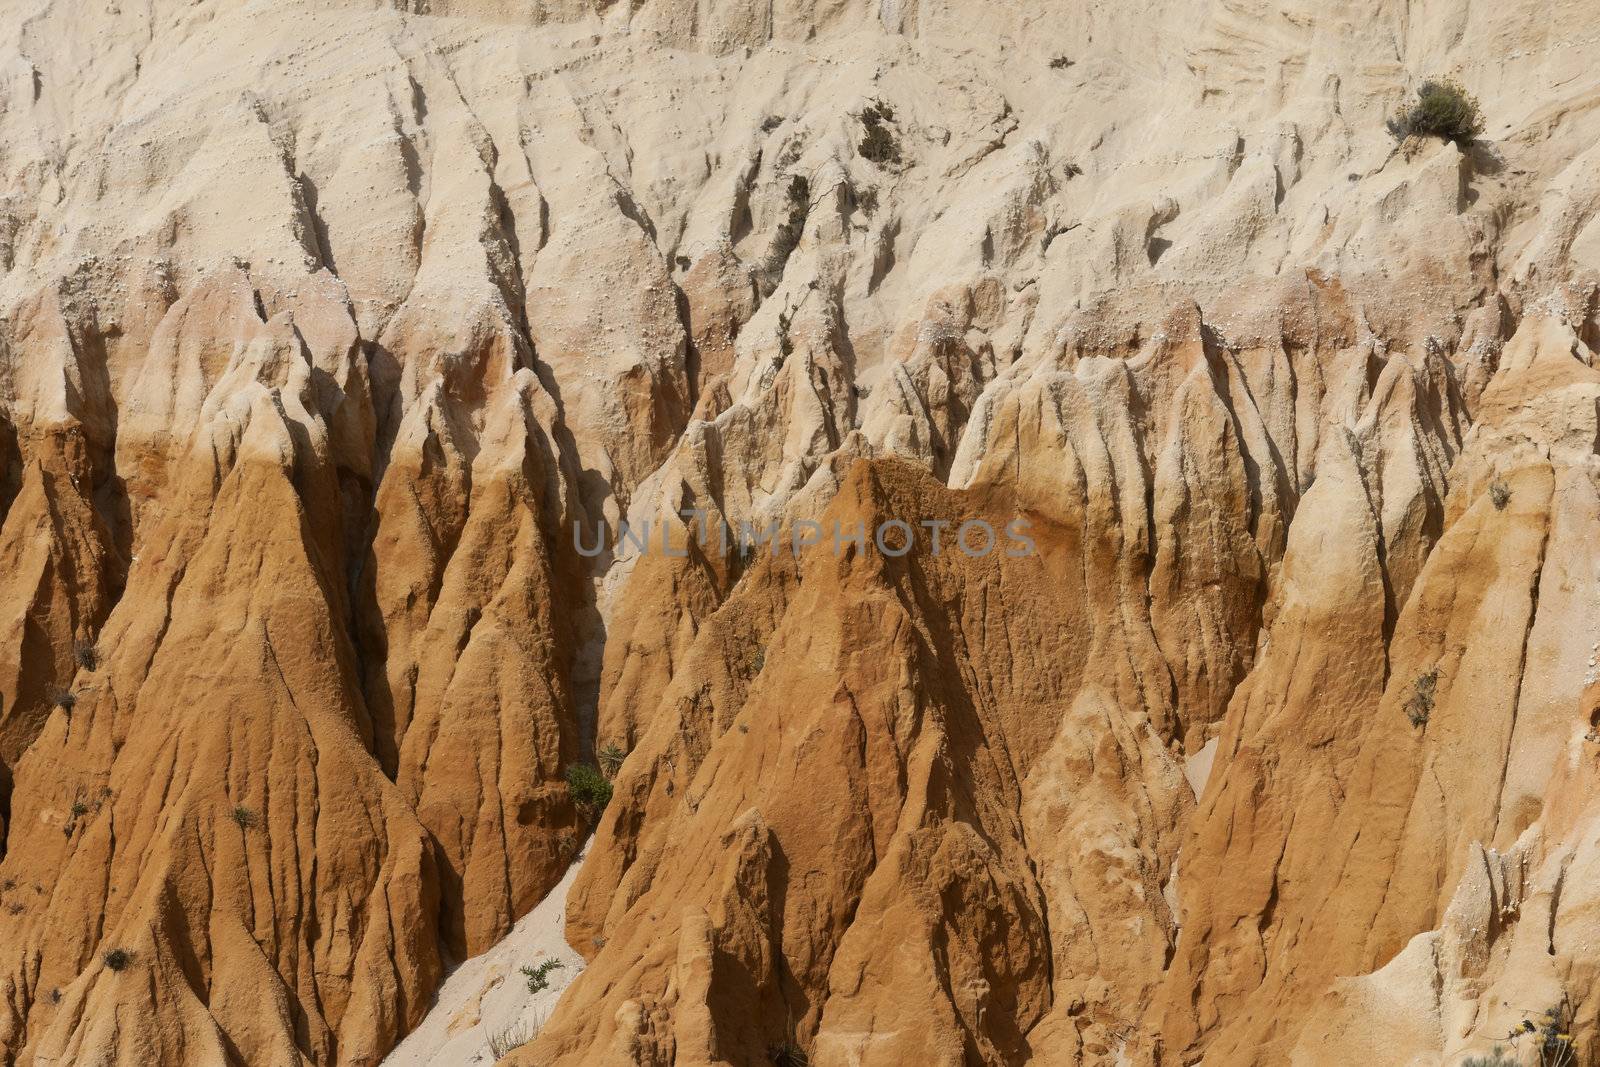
[5,0,1600,1065]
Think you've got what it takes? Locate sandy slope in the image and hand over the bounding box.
[384,849,588,1066]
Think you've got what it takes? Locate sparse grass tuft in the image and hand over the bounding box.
[48,687,76,713]
[231,805,258,831]
[72,641,98,671]
[1387,78,1484,145]
[768,1041,809,1067]
[598,743,627,778]
[102,948,132,972]
[486,1016,536,1059]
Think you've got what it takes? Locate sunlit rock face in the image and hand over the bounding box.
[4,1,1600,1064]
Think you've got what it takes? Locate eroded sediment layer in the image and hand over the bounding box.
[3,1,1600,1064]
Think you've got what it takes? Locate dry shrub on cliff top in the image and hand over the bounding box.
[1388,78,1484,144]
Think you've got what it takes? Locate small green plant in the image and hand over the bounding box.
[1048,54,1074,70]
[751,646,766,674]
[1489,479,1511,510]
[520,957,563,994]
[598,743,627,777]
[72,641,98,671]
[70,801,88,819]
[1387,78,1484,145]
[768,1041,809,1067]
[566,763,613,812]
[231,805,257,831]
[102,948,131,972]
[858,102,899,165]
[1405,669,1439,727]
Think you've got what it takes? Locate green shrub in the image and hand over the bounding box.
[566,763,613,812]
[102,948,132,972]
[769,173,810,271]
[1489,479,1511,510]
[520,957,563,994]
[1388,79,1483,144]
[857,103,899,165]
[231,805,258,831]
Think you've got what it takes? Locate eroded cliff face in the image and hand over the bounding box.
[3,0,1600,1064]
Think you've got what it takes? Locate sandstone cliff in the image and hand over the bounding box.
[3,0,1600,1065]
